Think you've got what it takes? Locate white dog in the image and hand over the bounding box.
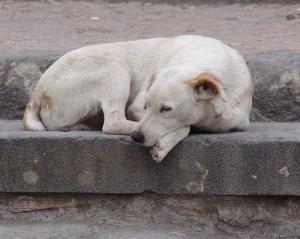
[23,35,253,162]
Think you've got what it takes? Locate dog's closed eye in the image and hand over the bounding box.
[160,106,172,113]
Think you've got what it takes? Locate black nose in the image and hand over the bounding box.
[131,131,145,144]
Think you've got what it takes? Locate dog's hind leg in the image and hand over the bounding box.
[102,100,138,135]
[101,67,138,135]
[150,126,190,163]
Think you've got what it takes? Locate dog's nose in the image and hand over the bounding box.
[131,131,145,144]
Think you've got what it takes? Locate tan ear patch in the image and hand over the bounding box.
[187,73,220,96]
[186,72,228,102]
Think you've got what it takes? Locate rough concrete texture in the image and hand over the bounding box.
[1,193,300,238]
[0,51,61,119]
[246,51,300,122]
[1,120,300,195]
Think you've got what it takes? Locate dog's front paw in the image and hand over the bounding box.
[149,127,190,163]
[150,140,167,163]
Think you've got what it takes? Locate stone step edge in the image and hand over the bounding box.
[1,120,300,195]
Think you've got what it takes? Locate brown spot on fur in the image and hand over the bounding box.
[146,73,157,92]
[41,93,53,109]
[23,100,32,129]
[149,73,156,84]
[25,102,32,112]
[186,72,221,96]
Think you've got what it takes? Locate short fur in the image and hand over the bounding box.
[23,35,253,162]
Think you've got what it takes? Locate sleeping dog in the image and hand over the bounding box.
[23,35,253,162]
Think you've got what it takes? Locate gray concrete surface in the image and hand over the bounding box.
[246,50,300,122]
[0,51,60,119]
[1,193,300,238]
[1,120,300,195]
[0,221,209,239]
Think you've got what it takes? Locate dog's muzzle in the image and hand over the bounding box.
[131,131,145,144]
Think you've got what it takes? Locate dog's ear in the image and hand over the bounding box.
[187,73,228,102]
[146,73,156,92]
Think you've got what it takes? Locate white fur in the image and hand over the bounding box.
[23,35,253,162]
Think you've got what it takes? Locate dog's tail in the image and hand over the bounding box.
[23,96,46,131]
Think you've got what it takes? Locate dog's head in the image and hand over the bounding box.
[131,66,228,147]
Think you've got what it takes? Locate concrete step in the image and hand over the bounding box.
[0,220,212,239]
[1,120,300,195]
[1,193,300,239]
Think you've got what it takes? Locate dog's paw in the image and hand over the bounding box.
[150,147,165,163]
[150,140,167,163]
